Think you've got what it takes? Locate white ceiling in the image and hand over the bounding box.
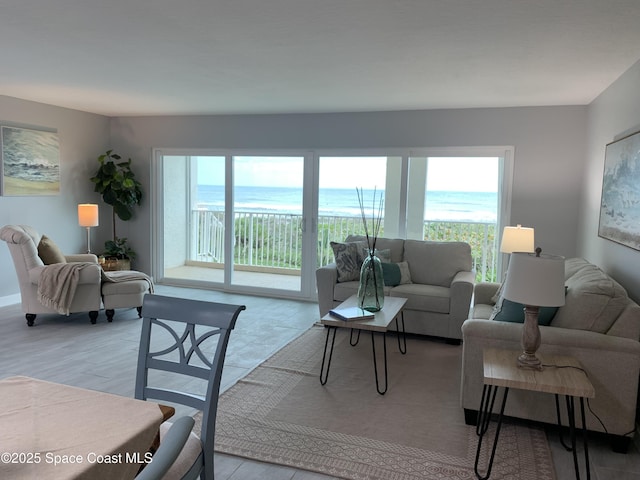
[2,0,640,117]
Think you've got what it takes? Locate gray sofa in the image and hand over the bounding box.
[460,257,640,451]
[316,235,475,340]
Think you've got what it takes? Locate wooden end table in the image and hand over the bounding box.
[319,295,408,395]
[474,348,595,480]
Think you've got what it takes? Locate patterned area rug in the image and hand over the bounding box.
[213,325,556,480]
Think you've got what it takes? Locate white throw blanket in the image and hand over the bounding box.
[37,263,95,315]
[101,269,154,293]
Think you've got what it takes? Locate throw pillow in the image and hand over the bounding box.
[381,261,412,287]
[381,262,401,287]
[490,297,558,326]
[397,261,412,284]
[330,241,366,282]
[37,235,67,265]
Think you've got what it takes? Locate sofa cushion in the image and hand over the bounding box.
[472,304,495,319]
[363,248,392,263]
[391,284,450,314]
[330,241,367,282]
[403,240,472,288]
[564,257,592,280]
[37,235,67,265]
[345,235,405,263]
[551,263,628,333]
[334,281,393,303]
[381,261,412,287]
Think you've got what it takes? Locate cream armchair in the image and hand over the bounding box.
[0,225,102,326]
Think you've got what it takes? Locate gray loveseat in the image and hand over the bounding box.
[316,235,475,341]
[460,257,640,451]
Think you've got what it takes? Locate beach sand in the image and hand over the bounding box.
[3,176,59,196]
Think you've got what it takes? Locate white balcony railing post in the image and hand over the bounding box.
[190,210,497,282]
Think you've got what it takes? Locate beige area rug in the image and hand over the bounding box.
[212,325,556,480]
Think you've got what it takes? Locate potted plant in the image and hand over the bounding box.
[90,150,143,269]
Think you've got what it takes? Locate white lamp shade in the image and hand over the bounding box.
[78,204,99,227]
[502,252,565,307]
[500,225,535,253]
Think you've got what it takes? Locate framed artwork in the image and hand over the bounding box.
[598,129,640,250]
[1,125,60,196]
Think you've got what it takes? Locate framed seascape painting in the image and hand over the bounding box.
[598,130,640,250]
[1,125,60,196]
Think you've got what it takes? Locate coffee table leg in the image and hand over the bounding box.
[395,311,407,354]
[319,326,337,386]
[350,328,361,346]
[371,331,388,395]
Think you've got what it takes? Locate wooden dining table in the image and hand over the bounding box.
[0,376,173,480]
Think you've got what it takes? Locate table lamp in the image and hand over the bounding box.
[502,250,565,370]
[500,224,535,254]
[78,204,99,253]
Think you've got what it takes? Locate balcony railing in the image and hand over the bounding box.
[191,210,498,282]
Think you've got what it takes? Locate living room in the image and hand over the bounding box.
[2,2,640,479]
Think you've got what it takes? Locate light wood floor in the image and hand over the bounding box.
[1,285,639,480]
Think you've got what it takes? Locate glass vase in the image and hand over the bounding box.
[358,252,385,312]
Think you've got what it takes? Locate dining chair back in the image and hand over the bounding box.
[135,293,246,480]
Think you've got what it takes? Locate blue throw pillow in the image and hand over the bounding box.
[490,298,558,326]
[381,262,401,287]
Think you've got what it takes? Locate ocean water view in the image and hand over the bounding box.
[197,185,497,222]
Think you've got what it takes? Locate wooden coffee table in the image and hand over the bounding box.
[319,295,408,395]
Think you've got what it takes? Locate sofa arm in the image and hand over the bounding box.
[473,282,500,306]
[316,263,339,317]
[65,254,98,263]
[460,318,640,436]
[450,270,474,318]
[448,270,475,339]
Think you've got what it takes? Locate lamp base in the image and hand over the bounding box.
[518,305,543,370]
[85,227,92,254]
[517,352,543,370]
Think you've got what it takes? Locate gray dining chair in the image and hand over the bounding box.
[135,293,246,480]
[135,416,195,480]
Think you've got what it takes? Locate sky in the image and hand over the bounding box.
[196,156,499,192]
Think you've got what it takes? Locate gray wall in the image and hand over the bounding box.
[0,95,591,302]
[110,106,587,275]
[578,59,640,302]
[0,96,110,300]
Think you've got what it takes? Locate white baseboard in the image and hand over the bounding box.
[0,294,20,308]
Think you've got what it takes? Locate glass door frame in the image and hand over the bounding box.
[152,148,317,300]
[152,146,514,300]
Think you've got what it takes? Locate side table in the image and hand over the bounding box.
[475,348,595,480]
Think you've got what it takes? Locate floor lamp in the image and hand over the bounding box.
[78,204,99,254]
[502,251,565,370]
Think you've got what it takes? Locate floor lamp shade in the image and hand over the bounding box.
[78,204,99,253]
[78,204,99,227]
[502,252,565,369]
[500,225,535,254]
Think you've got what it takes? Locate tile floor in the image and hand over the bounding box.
[1,284,639,479]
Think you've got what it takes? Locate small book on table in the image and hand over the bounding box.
[329,306,375,321]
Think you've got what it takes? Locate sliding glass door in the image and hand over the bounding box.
[230,155,305,291]
[156,151,313,297]
[154,147,512,300]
